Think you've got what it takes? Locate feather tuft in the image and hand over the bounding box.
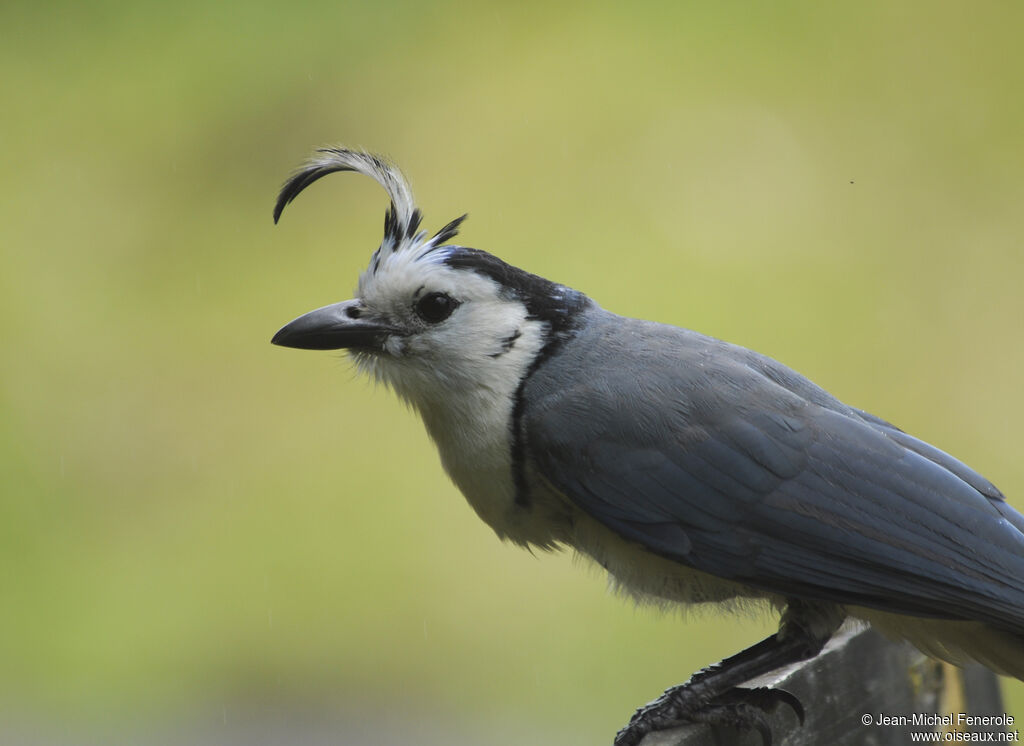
[274,147,467,269]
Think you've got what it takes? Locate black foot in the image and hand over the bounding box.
[613,685,804,746]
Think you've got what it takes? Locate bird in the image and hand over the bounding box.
[271,147,1024,745]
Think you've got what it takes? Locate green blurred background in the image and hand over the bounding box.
[3,1,1023,743]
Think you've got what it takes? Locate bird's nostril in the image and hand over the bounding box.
[346,305,362,319]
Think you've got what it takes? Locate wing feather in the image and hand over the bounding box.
[524,316,1024,630]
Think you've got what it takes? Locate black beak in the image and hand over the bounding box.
[271,301,397,351]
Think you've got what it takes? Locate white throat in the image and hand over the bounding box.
[360,304,551,542]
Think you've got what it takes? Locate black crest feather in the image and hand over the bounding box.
[273,148,416,234]
[432,214,467,245]
[274,147,468,267]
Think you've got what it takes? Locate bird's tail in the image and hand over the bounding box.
[859,608,1024,680]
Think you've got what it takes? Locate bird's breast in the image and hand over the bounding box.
[417,387,569,549]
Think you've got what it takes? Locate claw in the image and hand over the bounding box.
[772,688,805,725]
[613,685,805,746]
[717,686,805,725]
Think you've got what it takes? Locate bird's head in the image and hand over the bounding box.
[271,148,590,411]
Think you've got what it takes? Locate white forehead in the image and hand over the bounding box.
[357,246,503,305]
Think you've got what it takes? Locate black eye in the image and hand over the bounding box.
[415,291,460,323]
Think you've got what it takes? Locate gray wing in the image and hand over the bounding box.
[523,315,1024,631]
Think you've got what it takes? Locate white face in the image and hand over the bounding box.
[272,149,586,547]
[270,147,555,466]
[350,246,547,413]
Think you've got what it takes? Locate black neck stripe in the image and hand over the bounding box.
[442,247,592,509]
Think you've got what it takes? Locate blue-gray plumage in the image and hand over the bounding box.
[524,315,1024,628]
[270,147,1024,746]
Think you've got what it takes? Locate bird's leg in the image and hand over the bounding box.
[613,600,845,746]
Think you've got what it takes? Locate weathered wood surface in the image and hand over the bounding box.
[639,625,1011,746]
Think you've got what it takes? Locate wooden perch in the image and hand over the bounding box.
[639,624,1011,745]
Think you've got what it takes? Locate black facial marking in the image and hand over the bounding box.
[489,328,522,359]
[442,248,591,334]
[441,247,593,510]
